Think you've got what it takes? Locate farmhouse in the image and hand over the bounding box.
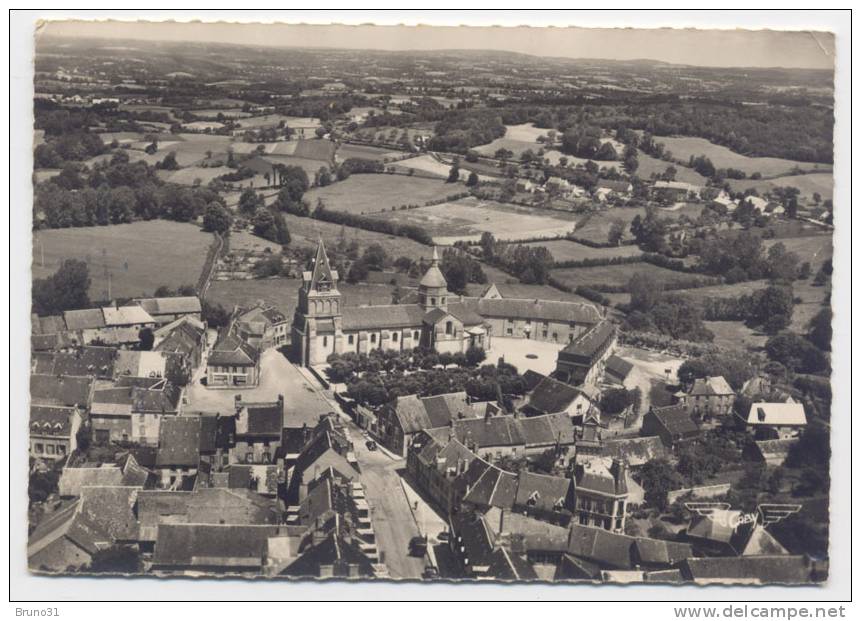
[520,375,597,423]
[29,405,85,461]
[743,402,807,439]
[595,179,633,202]
[641,404,700,451]
[652,180,702,201]
[234,303,289,349]
[677,376,735,420]
[133,296,202,325]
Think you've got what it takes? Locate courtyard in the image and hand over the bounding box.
[484,336,565,376]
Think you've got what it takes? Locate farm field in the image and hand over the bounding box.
[762,234,833,270]
[292,139,336,162]
[305,174,462,215]
[654,135,833,177]
[517,239,643,263]
[551,261,704,291]
[235,114,321,132]
[572,208,647,242]
[727,172,833,202]
[336,143,401,162]
[636,152,708,185]
[261,154,331,177]
[206,277,397,320]
[370,197,581,245]
[31,221,214,301]
[157,166,267,189]
[280,213,434,260]
[394,154,495,182]
[190,108,251,119]
[704,321,769,351]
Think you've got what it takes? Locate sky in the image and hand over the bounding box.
[39,19,835,70]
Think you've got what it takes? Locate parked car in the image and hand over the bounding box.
[365,440,377,451]
[408,535,428,557]
[422,565,439,579]
[437,530,450,542]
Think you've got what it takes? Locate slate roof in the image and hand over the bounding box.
[465,297,602,325]
[605,355,634,382]
[208,331,259,367]
[484,548,538,581]
[30,405,76,436]
[634,538,693,565]
[559,320,617,363]
[486,509,570,553]
[689,376,734,397]
[522,370,547,392]
[390,392,483,435]
[746,403,807,426]
[574,458,628,496]
[752,438,798,463]
[566,524,636,569]
[41,347,117,378]
[602,436,668,467]
[58,467,125,497]
[73,486,142,546]
[446,302,485,327]
[649,404,700,437]
[680,556,812,584]
[156,417,203,467]
[30,374,93,408]
[152,523,281,568]
[32,314,68,335]
[525,376,590,415]
[514,471,572,512]
[63,309,105,330]
[341,304,426,331]
[237,401,283,437]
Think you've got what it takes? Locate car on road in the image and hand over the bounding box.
[365,439,377,451]
[422,565,439,579]
[437,530,450,542]
[408,535,428,557]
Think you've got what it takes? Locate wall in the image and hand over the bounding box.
[666,483,732,504]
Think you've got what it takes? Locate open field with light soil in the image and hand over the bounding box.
[305,174,463,215]
[727,172,833,202]
[32,221,214,300]
[336,143,402,163]
[653,135,833,177]
[368,197,581,245]
[551,262,707,291]
[518,239,643,263]
[394,154,495,182]
[635,152,708,185]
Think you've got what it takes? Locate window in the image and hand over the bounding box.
[246,452,254,464]
[34,443,44,454]
[413,331,420,340]
[323,336,328,347]
[57,445,66,455]
[445,321,453,335]
[542,330,548,338]
[348,334,354,345]
[46,444,56,455]
[431,298,436,306]
[371,334,377,343]
[507,328,513,335]
[441,297,446,305]
[552,332,558,341]
[392,332,398,342]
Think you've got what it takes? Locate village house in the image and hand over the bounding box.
[651,180,702,202]
[30,373,94,410]
[641,404,701,451]
[153,315,207,371]
[89,376,182,445]
[595,179,633,202]
[521,375,598,424]
[572,457,630,532]
[232,395,284,465]
[376,391,488,457]
[234,303,289,349]
[29,405,85,461]
[686,509,790,558]
[604,354,635,387]
[32,346,117,379]
[206,329,260,388]
[677,375,736,420]
[743,402,808,439]
[285,418,360,504]
[554,320,618,386]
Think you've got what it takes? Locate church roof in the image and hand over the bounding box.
[310,239,335,288]
[419,247,448,289]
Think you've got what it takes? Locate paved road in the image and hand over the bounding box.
[349,425,427,580]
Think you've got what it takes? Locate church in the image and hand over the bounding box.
[291,240,604,367]
[292,241,489,366]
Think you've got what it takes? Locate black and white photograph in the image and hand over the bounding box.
[9,10,851,604]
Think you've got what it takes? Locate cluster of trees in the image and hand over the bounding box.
[336,157,385,180]
[560,127,618,161]
[439,247,487,294]
[700,284,795,334]
[35,154,225,229]
[478,232,555,285]
[677,350,756,391]
[326,347,487,384]
[599,387,642,416]
[32,259,91,315]
[764,331,829,375]
[625,273,714,342]
[313,205,434,246]
[696,232,801,283]
[427,110,506,153]
[344,358,519,408]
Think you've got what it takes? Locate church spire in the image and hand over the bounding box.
[310,238,335,289]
